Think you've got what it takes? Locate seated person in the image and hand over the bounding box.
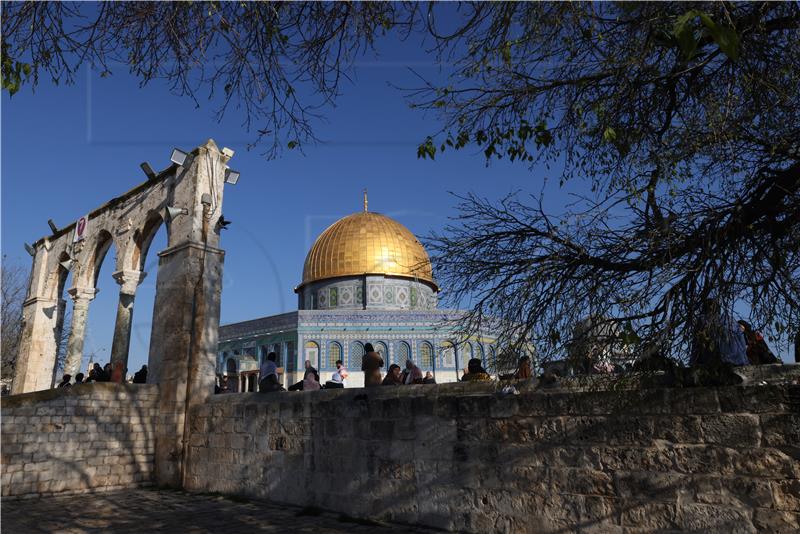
[422,371,436,384]
[461,358,491,382]
[289,360,321,391]
[302,370,321,391]
[324,360,348,389]
[514,356,532,379]
[382,364,403,386]
[259,352,284,393]
[400,360,424,385]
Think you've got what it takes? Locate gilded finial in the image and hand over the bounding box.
[363,189,368,212]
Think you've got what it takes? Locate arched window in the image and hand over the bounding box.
[350,341,364,368]
[477,343,486,367]
[441,341,456,368]
[374,341,388,363]
[226,358,238,375]
[397,341,411,366]
[328,341,343,369]
[304,341,319,369]
[462,342,473,370]
[419,341,434,369]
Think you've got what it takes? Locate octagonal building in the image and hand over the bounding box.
[216,200,499,391]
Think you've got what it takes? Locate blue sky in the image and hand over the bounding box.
[2,31,570,373]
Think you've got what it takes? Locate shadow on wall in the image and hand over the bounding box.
[183,380,800,533]
[1,382,158,498]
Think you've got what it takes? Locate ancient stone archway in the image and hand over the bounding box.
[12,139,233,484]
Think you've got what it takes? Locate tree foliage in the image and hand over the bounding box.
[3,1,799,364]
[1,1,415,156]
[416,2,800,364]
[1,257,28,379]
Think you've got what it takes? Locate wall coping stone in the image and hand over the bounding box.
[202,382,799,417]
[1,383,159,409]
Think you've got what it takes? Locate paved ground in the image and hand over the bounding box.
[1,488,437,533]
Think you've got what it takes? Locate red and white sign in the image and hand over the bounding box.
[73,215,89,242]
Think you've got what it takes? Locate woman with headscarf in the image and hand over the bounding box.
[737,320,779,365]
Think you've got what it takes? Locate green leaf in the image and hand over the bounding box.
[603,126,617,142]
[699,14,740,60]
[672,10,700,60]
[287,140,298,149]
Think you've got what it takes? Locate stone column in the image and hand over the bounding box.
[109,270,146,381]
[12,297,61,394]
[63,287,98,377]
[148,240,225,486]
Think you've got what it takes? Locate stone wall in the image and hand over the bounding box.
[1,383,158,498]
[184,382,800,533]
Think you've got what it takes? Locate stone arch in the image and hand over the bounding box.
[130,211,168,272]
[226,358,238,375]
[82,229,116,289]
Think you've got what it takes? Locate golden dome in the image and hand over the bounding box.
[299,210,437,290]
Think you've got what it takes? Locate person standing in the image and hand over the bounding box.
[361,343,384,387]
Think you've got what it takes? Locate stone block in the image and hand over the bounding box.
[772,479,800,512]
[614,471,685,502]
[700,414,761,446]
[752,508,800,531]
[718,386,793,414]
[676,503,756,533]
[620,501,678,529]
[760,413,800,447]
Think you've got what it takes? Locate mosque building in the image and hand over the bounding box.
[216,195,499,391]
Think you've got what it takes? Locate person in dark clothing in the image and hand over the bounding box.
[422,371,436,384]
[102,363,113,382]
[361,343,384,387]
[461,358,491,382]
[132,365,148,384]
[737,321,779,365]
[382,364,403,385]
[74,373,85,384]
[57,374,72,388]
[86,363,103,382]
[259,352,284,393]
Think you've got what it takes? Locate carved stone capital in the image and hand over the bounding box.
[112,270,147,296]
[66,286,98,305]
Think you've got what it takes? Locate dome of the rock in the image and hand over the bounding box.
[299,210,436,290]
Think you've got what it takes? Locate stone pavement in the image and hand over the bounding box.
[1,488,439,533]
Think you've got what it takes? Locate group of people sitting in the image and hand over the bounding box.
[56,364,148,388]
[256,343,533,394]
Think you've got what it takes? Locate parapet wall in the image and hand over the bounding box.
[1,383,158,498]
[184,382,800,533]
